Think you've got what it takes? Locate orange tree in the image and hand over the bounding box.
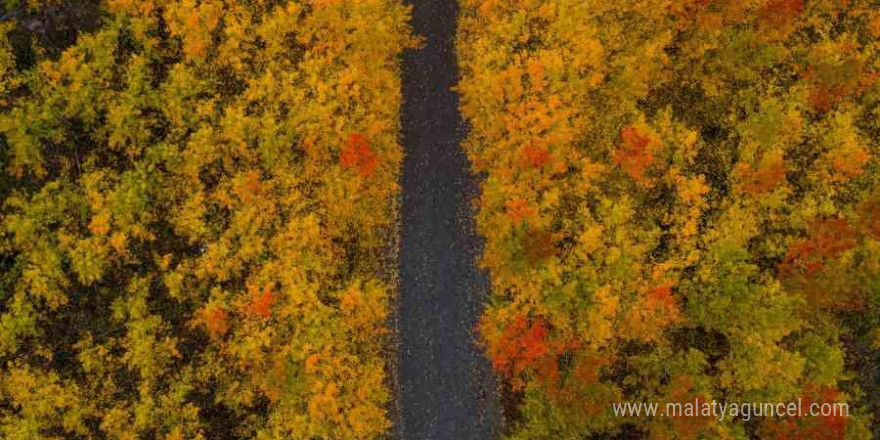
[459,0,880,439]
[0,1,414,439]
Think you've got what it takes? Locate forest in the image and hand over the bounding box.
[0,0,878,440]
[459,0,880,439]
[0,0,414,438]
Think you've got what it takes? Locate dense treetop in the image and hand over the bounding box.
[458,0,880,439]
[0,1,414,439]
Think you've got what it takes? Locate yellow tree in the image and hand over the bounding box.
[0,1,414,439]
[459,0,880,439]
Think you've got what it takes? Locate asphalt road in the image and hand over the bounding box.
[397,0,498,438]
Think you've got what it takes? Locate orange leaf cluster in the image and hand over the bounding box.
[764,385,848,440]
[490,315,564,389]
[339,133,379,177]
[809,85,851,114]
[613,125,658,186]
[570,355,604,386]
[736,158,786,196]
[245,282,276,319]
[623,283,682,342]
[758,0,804,28]
[521,144,551,168]
[645,284,678,315]
[830,147,870,182]
[779,219,860,277]
[505,198,537,224]
[199,306,230,339]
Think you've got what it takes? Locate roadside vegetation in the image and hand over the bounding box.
[458,1,880,438]
[0,1,414,439]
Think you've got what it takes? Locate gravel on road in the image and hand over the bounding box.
[396,0,499,439]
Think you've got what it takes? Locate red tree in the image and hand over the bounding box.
[340,133,379,177]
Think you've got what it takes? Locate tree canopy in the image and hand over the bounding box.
[0,1,414,439]
[458,0,880,438]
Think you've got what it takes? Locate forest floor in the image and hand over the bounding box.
[396,0,500,438]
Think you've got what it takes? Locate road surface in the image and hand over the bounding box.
[397,0,499,438]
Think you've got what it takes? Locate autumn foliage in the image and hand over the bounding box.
[486,314,565,389]
[340,133,379,178]
[613,125,659,186]
[0,1,414,439]
[763,385,850,440]
[459,0,880,438]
